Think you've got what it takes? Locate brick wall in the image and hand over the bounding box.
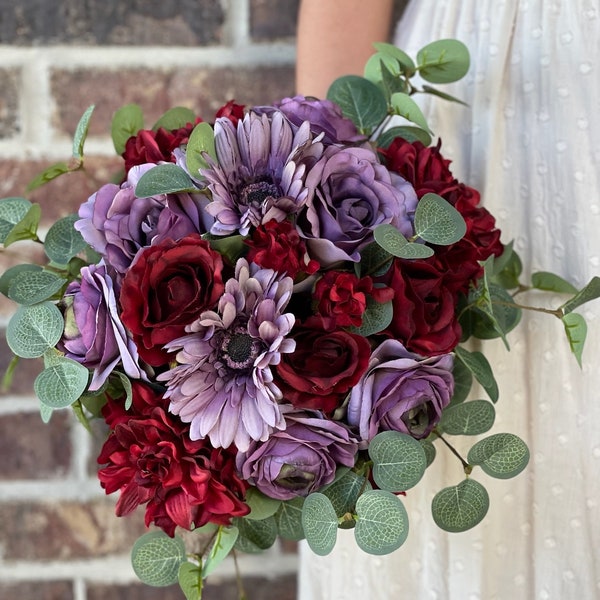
[0,1,408,598]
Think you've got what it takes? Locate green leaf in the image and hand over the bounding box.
[431,478,489,532]
[44,214,87,264]
[113,370,133,410]
[0,264,43,297]
[27,163,71,191]
[450,357,473,405]
[323,470,371,517]
[275,497,305,541]
[420,439,437,467]
[327,75,388,134]
[364,56,407,101]
[72,105,95,160]
[204,233,246,265]
[131,531,186,587]
[135,163,197,198]
[439,400,495,436]
[376,125,432,149]
[39,402,53,423]
[414,193,467,245]
[34,357,89,409]
[369,430,427,492]
[3,203,41,246]
[245,488,282,521]
[355,241,392,277]
[0,197,33,243]
[492,243,523,290]
[374,224,434,259]
[178,562,203,600]
[71,399,92,433]
[301,493,338,556]
[111,103,144,155]
[454,346,499,403]
[562,312,587,367]
[7,302,64,359]
[421,84,468,106]
[185,122,217,177]
[354,490,409,555]
[468,283,522,343]
[233,516,277,553]
[7,270,67,305]
[371,42,416,74]
[390,92,431,132]
[417,39,470,84]
[560,276,600,315]
[203,526,239,578]
[349,297,393,337]
[467,433,530,479]
[153,106,196,131]
[531,271,578,294]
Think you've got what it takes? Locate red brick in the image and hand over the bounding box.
[0,499,147,560]
[250,0,299,41]
[0,410,72,479]
[0,581,74,600]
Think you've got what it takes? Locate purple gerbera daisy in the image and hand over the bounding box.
[158,259,296,452]
[202,110,324,236]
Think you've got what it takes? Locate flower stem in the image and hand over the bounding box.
[232,549,247,600]
[432,429,472,475]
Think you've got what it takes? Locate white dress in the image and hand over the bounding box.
[298,1,600,599]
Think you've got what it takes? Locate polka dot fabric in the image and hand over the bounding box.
[299,1,600,598]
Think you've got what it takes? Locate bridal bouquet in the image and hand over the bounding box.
[2,40,598,597]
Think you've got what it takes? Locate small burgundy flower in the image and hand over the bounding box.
[97,382,249,537]
[215,100,245,127]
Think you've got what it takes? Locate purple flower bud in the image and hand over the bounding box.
[347,339,454,446]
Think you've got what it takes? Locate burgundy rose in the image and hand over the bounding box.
[313,270,394,330]
[381,258,461,356]
[244,219,319,279]
[97,382,249,537]
[119,234,224,366]
[274,322,371,413]
[215,100,245,127]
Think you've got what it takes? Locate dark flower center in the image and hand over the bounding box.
[241,179,281,208]
[402,404,430,436]
[276,464,315,490]
[221,325,263,370]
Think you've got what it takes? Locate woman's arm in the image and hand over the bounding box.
[295,0,394,98]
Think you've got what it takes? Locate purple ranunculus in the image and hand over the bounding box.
[59,262,145,390]
[297,145,418,267]
[75,164,212,275]
[274,95,366,145]
[236,410,358,500]
[347,339,454,446]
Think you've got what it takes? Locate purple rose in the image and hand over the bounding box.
[275,95,366,145]
[59,262,144,390]
[75,164,213,275]
[297,146,417,266]
[236,410,358,500]
[347,339,454,446]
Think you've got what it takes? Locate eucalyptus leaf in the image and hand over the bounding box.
[153,106,196,131]
[327,75,388,134]
[0,264,42,297]
[203,526,239,578]
[39,402,54,423]
[323,470,371,517]
[414,193,467,245]
[390,92,431,132]
[439,400,495,436]
[531,271,578,294]
[421,85,468,106]
[34,358,89,409]
[245,488,282,521]
[354,490,409,555]
[349,298,393,337]
[8,270,67,305]
[492,243,522,290]
[420,439,437,467]
[469,283,522,343]
[454,346,499,403]
[376,125,432,149]
[562,312,587,367]
[7,302,64,359]
[0,197,33,243]
[72,104,95,160]
[27,163,70,192]
[372,42,416,74]
[44,214,87,264]
[275,497,306,541]
[450,357,473,405]
[111,103,145,155]
[135,163,197,198]
[417,39,470,84]
[131,531,186,587]
[178,562,203,600]
[114,370,134,410]
[560,276,600,315]
[186,122,217,177]
[369,430,427,492]
[467,433,530,479]
[355,241,393,277]
[301,493,338,556]
[431,478,489,532]
[374,223,434,259]
[233,516,277,553]
[3,203,41,246]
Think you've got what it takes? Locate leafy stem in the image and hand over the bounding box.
[432,429,472,475]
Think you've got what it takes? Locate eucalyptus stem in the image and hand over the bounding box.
[433,429,472,475]
[492,298,563,319]
[232,549,247,600]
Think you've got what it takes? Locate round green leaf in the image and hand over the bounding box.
[233,516,277,553]
[373,223,434,259]
[39,402,54,423]
[431,478,489,532]
[0,264,42,297]
[417,39,470,84]
[349,298,393,336]
[354,490,409,555]
[439,400,495,436]
[245,487,282,520]
[467,433,530,479]
[327,75,388,133]
[420,439,437,467]
[7,302,64,358]
[8,270,67,305]
[414,193,467,245]
[44,214,87,264]
[111,103,144,155]
[135,163,197,198]
[376,125,432,149]
[34,358,89,409]
[275,497,305,541]
[185,122,216,177]
[131,531,186,587]
[369,430,427,492]
[0,197,32,243]
[323,470,371,517]
[355,241,393,277]
[153,106,196,131]
[301,493,338,556]
[372,42,416,74]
